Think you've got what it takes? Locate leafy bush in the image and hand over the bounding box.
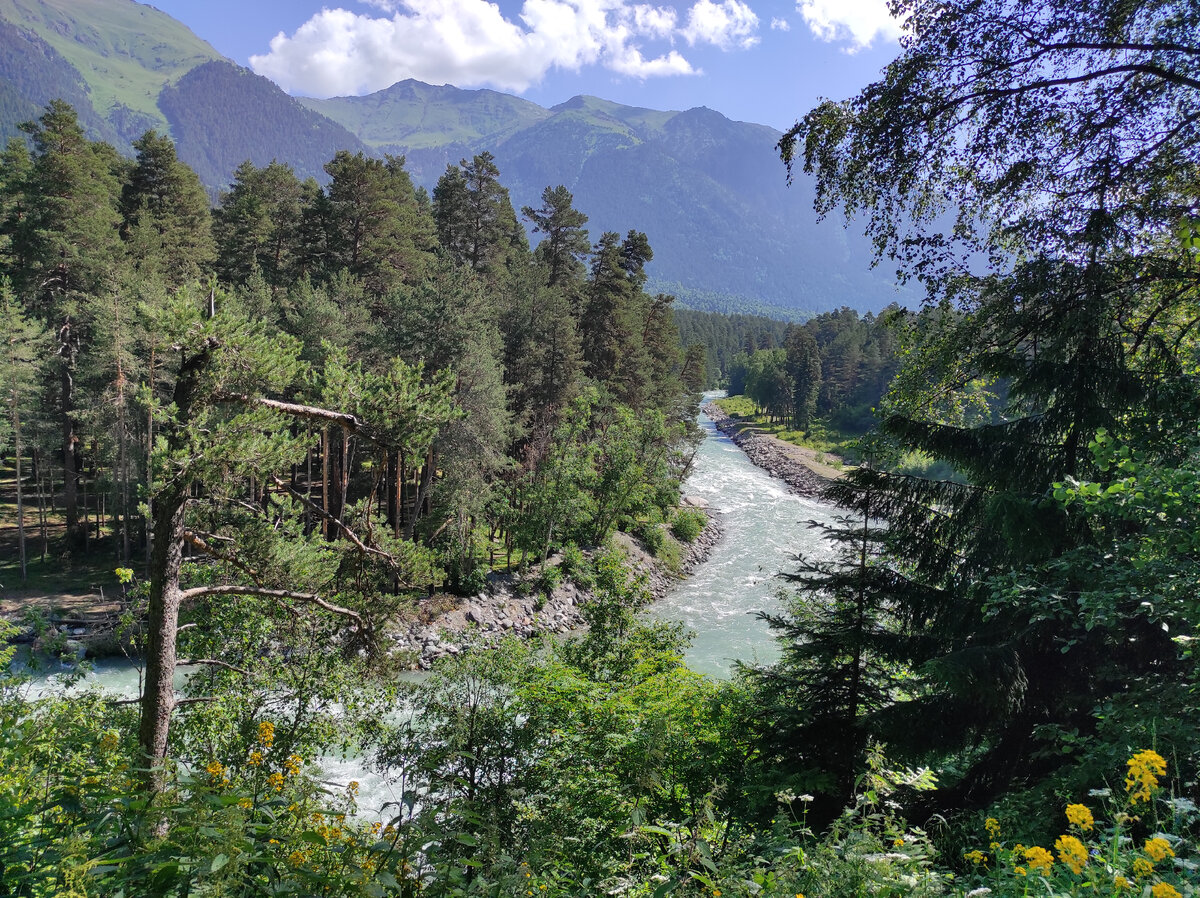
[637,521,667,556]
[560,543,594,589]
[536,562,563,596]
[670,507,708,543]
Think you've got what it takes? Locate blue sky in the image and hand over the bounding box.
[149,0,904,130]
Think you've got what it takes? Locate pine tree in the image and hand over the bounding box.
[522,185,589,289]
[119,130,215,285]
[433,152,525,276]
[213,160,307,291]
[12,101,122,544]
[1,279,48,582]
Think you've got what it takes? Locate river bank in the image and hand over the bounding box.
[701,402,836,498]
[4,506,725,670]
[390,505,724,668]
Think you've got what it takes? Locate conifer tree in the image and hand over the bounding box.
[213,160,307,291]
[522,185,589,289]
[11,101,122,543]
[433,152,525,276]
[1,280,48,582]
[119,130,214,284]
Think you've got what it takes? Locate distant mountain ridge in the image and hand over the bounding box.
[0,0,907,316]
[301,81,906,316]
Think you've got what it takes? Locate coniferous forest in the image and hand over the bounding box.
[2,0,1200,896]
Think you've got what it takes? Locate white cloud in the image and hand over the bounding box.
[769,16,789,30]
[798,0,903,50]
[250,0,759,97]
[682,0,759,49]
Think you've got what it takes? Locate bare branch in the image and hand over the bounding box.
[214,393,379,441]
[176,658,254,677]
[179,584,364,630]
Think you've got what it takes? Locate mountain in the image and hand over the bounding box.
[301,83,907,316]
[0,0,365,185]
[159,61,369,188]
[0,0,906,316]
[0,0,220,141]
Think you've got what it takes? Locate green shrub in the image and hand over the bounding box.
[670,507,708,543]
[560,544,594,589]
[537,563,563,596]
[637,522,667,556]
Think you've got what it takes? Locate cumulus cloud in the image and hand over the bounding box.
[798,0,903,50]
[682,0,759,49]
[250,0,759,97]
[769,16,789,30]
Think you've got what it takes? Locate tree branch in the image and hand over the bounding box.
[213,393,379,442]
[176,658,254,677]
[178,584,364,630]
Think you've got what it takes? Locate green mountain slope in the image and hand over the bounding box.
[0,19,119,144]
[0,0,221,134]
[308,82,907,315]
[299,79,550,152]
[160,61,368,188]
[0,0,369,190]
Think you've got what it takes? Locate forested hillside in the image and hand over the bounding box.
[160,62,370,188]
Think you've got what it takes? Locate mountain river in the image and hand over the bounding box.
[23,396,840,814]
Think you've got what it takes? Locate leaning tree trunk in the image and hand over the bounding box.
[137,338,216,794]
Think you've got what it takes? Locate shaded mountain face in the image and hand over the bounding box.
[302,83,906,316]
[0,0,364,186]
[0,0,904,315]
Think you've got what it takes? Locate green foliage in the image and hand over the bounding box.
[670,507,708,543]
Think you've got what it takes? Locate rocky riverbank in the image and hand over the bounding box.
[390,506,724,669]
[6,508,723,670]
[702,402,832,498]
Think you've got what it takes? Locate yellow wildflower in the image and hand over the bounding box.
[99,731,119,752]
[205,760,228,786]
[267,772,285,792]
[1014,866,1027,877]
[1132,857,1154,878]
[1145,837,1175,862]
[247,750,263,767]
[1055,834,1088,875]
[1065,803,1093,831]
[964,849,987,866]
[1151,885,1181,898]
[985,817,1001,838]
[285,754,303,776]
[257,721,275,748]
[1125,749,1167,803]
[1114,875,1129,889]
[348,780,360,796]
[287,850,306,866]
[1023,846,1054,876]
[893,838,905,848]
[237,797,253,809]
